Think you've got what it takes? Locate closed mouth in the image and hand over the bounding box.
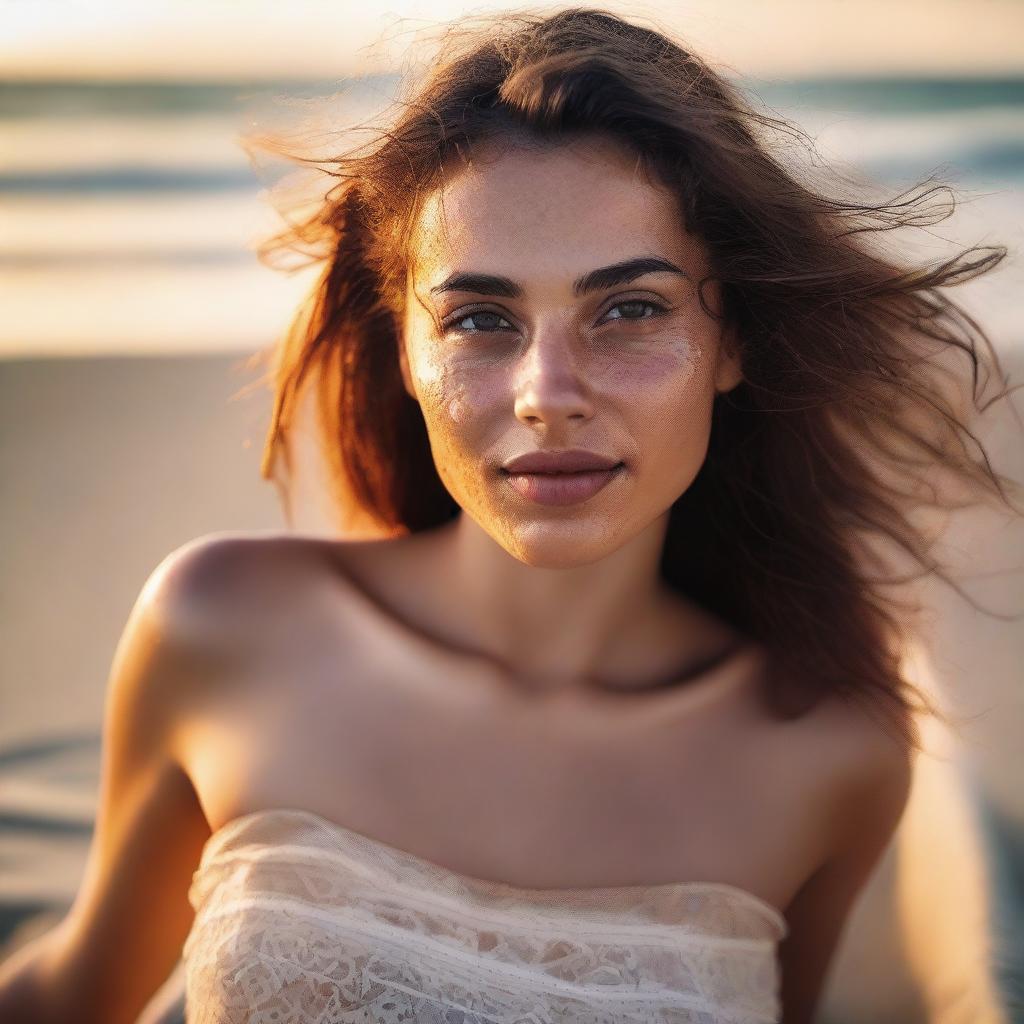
[500,462,625,476]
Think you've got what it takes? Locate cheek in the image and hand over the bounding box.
[445,387,476,427]
[415,355,500,446]
[416,366,503,510]
[613,340,715,474]
[612,338,707,409]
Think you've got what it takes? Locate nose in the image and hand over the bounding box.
[512,330,595,428]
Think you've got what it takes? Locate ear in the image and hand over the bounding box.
[714,321,744,394]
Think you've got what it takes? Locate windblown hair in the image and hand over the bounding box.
[245,6,1022,750]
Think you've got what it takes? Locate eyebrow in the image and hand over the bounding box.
[427,255,690,300]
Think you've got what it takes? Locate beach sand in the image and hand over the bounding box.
[1,348,1022,1022]
[0,352,281,960]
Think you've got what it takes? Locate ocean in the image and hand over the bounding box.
[1,74,1022,357]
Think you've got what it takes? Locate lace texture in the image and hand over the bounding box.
[183,808,787,1024]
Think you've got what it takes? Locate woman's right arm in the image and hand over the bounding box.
[0,535,234,1024]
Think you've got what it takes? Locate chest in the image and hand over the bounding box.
[180,621,829,912]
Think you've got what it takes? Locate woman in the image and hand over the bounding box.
[0,7,1019,1024]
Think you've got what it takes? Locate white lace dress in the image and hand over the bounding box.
[182,808,787,1024]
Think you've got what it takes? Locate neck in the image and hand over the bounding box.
[426,511,699,693]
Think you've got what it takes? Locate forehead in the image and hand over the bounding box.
[408,137,703,287]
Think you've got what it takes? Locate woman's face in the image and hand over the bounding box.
[399,135,743,568]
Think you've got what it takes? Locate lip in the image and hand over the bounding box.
[501,449,622,474]
[499,450,625,507]
[502,466,623,506]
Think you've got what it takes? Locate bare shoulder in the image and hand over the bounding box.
[148,529,330,645]
[812,693,913,833]
[778,690,913,866]
[144,530,404,688]
[151,528,311,600]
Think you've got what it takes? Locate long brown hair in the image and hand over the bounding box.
[242,6,1023,750]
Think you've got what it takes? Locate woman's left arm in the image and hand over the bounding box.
[777,725,914,1023]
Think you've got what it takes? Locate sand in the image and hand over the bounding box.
[0,354,282,976]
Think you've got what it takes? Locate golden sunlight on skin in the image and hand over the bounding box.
[397,135,743,570]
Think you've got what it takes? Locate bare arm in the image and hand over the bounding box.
[778,714,914,1024]
[0,536,233,1024]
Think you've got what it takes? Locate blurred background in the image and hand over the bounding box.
[1,1,1022,1021]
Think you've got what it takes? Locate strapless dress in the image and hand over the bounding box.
[182,807,787,1023]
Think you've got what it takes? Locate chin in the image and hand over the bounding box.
[498,520,624,569]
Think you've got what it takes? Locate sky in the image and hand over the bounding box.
[3,0,1023,81]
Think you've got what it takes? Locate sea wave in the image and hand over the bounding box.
[1,75,1020,356]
